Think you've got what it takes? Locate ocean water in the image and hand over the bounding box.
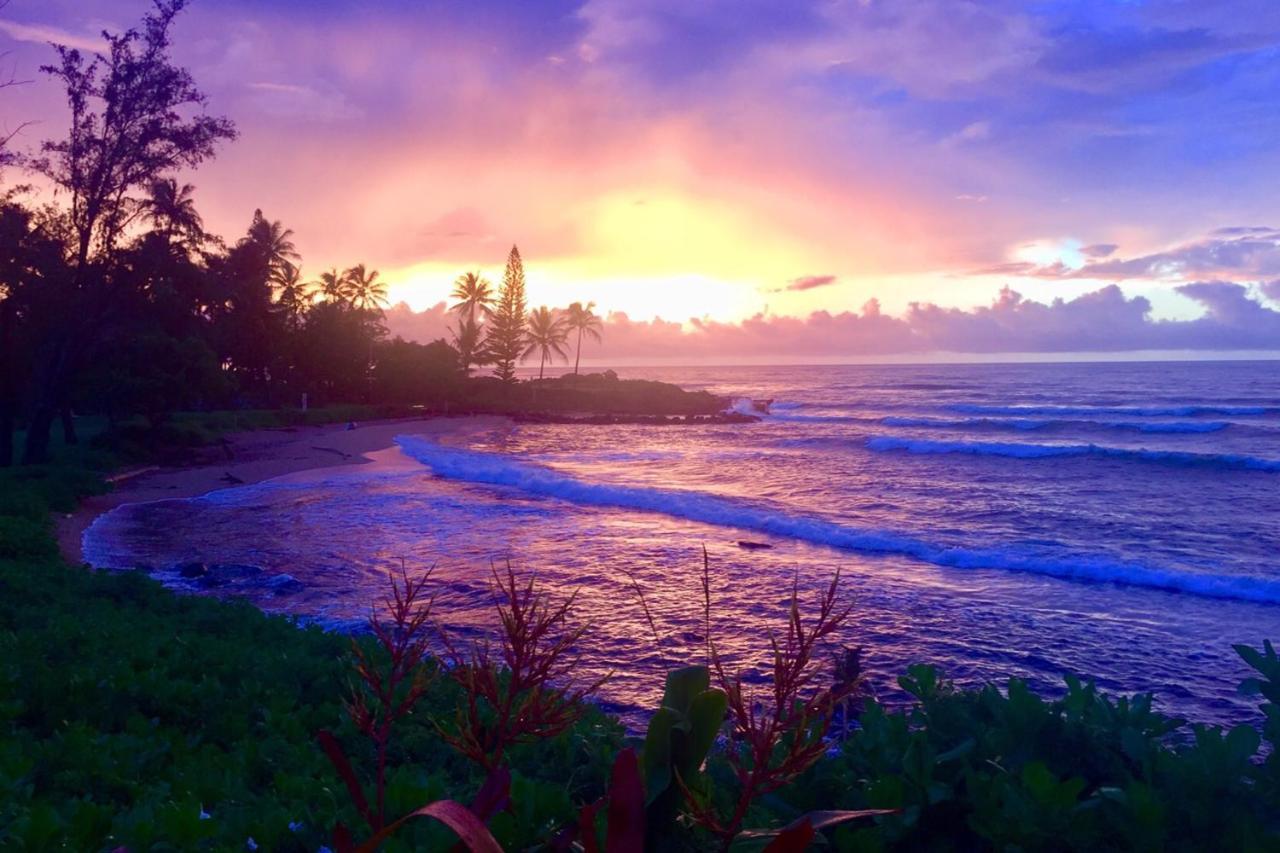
[83,361,1280,728]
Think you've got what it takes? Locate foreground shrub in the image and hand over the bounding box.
[0,516,57,560]
[774,657,1280,851]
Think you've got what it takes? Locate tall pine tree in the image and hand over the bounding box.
[485,245,528,382]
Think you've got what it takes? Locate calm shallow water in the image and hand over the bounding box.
[84,362,1280,728]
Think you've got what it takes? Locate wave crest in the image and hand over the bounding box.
[866,436,1280,470]
[395,435,1280,604]
[881,416,1229,434]
[947,403,1272,417]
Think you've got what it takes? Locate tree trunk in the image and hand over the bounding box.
[60,407,78,445]
[538,352,545,381]
[22,404,55,465]
[22,337,73,465]
[0,301,13,467]
[0,397,12,468]
[574,327,582,375]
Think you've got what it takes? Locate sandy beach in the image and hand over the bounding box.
[58,415,511,564]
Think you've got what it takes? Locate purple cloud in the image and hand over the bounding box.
[970,228,1280,283]
[778,274,837,292]
[1080,229,1280,281]
[384,301,454,344]
[386,284,1280,357]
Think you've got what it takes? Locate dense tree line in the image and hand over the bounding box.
[450,247,603,381]
[0,1,606,467]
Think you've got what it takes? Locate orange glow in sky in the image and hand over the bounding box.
[5,0,1280,353]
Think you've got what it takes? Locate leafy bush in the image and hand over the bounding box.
[0,516,57,560]
[772,661,1280,851]
[0,463,109,514]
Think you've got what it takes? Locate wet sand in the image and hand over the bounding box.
[57,415,512,563]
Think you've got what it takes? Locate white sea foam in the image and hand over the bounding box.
[947,403,1273,417]
[395,435,1280,604]
[880,416,1229,434]
[865,436,1280,470]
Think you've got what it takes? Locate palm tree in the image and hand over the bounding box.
[271,260,313,327]
[451,314,484,374]
[564,301,603,375]
[523,306,569,380]
[243,209,299,272]
[141,178,203,243]
[449,271,495,322]
[343,263,388,311]
[315,268,349,304]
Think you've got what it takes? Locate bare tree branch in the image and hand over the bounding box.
[0,1,34,168]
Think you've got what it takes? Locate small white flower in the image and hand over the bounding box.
[246,838,258,851]
[318,847,334,853]
[289,821,304,833]
[199,805,211,820]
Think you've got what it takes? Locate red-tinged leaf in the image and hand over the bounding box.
[317,729,373,829]
[549,798,602,853]
[741,809,900,847]
[790,810,898,832]
[578,797,604,853]
[605,748,644,853]
[332,822,355,853]
[762,817,813,852]
[470,766,511,822]
[355,800,503,853]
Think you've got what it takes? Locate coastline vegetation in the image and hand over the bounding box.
[0,2,708,471]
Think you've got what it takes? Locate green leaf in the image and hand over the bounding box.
[679,688,727,779]
[661,666,711,716]
[641,707,678,805]
[1224,724,1261,762]
[935,738,974,764]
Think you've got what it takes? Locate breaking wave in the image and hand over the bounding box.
[880,416,1231,434]
[395,435,1280,604]
[865,436,1280,470]
[946,403,1273,417]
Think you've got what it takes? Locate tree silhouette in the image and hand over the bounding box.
[448,271,495,374]
[449,271,495,322]
[316,268,349,304]
[450,314,485,375]
[141,178,204,245]
[564,301,603,375]
[485,245,528,383]
[242,210,299,274]
[523,306,569,380]
[22,0,236,462]
[343,263,388,311]
[271,260,313,328]
[0,0,30,172]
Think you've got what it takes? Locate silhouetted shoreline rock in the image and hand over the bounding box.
[511,411,759,425]
[385,371,759,424]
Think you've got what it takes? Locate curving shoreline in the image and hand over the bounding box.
[58,415,512,564]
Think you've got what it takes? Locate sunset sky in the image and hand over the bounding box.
[3,0,1280,356]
